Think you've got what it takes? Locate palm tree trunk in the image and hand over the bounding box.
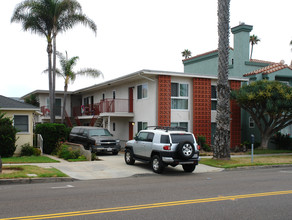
[51,32,57,123]
[213,0,231,159]
[250,44,254,60]
[62,83,68,124]
[47,40,54,123]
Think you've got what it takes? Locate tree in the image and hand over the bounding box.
[55,51,102,123]
[249,35,260,60]
[0,112,17,158]
[24,94,40,107]
[11,0,97,123]
[181,49,192,59]
[213,0,231,159]
[231,80,292,149]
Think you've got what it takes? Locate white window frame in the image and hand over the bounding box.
[14,114,29,133]
[171,122,189,131]
[211,85,217,111]
[137,83,148,100]
[171,82,189,110]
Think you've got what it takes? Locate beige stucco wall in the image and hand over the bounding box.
[4,110,36,155]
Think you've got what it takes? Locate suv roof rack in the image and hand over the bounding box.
[145,126,187,132]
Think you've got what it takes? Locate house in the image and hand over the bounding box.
[0,95,40,154]
[23,70,246,148]
[182,23,292,145]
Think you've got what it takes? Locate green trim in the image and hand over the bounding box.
[245,61,270,67]
[231,24,253,34]
[183,52,218,65]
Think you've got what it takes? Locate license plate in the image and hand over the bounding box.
[107,148,112,151]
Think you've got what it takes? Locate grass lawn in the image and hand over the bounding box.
[1,156,59,164]
[0,165,67,179]
[200,155,292,168]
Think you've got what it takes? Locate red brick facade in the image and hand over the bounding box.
[193,78,211,145]
[230,81,241,148]
[158,75,171,126]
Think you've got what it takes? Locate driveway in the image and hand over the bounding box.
[36,154,223,180]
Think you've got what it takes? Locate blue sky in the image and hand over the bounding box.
[1,0,292,97]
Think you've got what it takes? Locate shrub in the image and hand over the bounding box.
[20,143,34,156]
[57,144,81,160]
[272,132,292,150]
[20,143,41,156]
[35,123,68,154]
[0,112,17,157]
[197,135,212,152]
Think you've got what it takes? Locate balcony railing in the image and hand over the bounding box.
[73,99,131,117]
[40,106,63,117]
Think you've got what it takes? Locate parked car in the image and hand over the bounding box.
[69,126,121,155]
[124,126,200,173]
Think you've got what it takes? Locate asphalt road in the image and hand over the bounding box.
[1,167,292,220]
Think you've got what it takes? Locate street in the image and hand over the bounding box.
[1,167,292,219]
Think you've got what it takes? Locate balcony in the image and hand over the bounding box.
[73,99,133,117]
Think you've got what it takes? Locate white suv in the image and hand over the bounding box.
[124,126,200,173]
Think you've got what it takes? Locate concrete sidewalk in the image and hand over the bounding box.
[4,154,223,181]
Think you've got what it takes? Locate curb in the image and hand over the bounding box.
[0,177,76,185]
[223,164,292,171]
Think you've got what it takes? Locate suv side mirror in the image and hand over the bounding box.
[134,136,138,141]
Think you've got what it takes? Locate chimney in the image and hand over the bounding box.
[231,24,253,65]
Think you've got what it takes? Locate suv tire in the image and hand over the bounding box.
[177,141,195,160]
[151,155,165,174]
[182,164,196,172]
[124,149,135,165]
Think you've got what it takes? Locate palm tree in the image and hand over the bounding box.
[56,51,102,124]
[11,0,97,123]
[213,0,231,159]
[249,35,260,60]
[182,49,192,59]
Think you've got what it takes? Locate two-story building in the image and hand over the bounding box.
[23,70,246,148]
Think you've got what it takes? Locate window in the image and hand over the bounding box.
[171,122,188,131]
[138,121,148,132]
[113,122,116,131]
[137,84,148,99]
[211,85,217,110]
[137,132,153,142]
[47,98,62,116]
[14,115,29,132]
[249,117,255,128]
[113,91,116,99]
[160,135,170,144]
[171,83,189,109]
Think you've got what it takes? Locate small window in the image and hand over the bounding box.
[137,84,148,99]
[113,91,116,99]
[171,122,188,131]
[138,121,148,132]
[147,133,154,142]
[14,115,29,132]
[113,122,116,131]
[171,83,189,110]
[249,117,255,128]
[102,93,105,101]
[160,135,170,144]
[137,132,149,141]
[211,86,217,98]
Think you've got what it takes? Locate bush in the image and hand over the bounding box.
[35,123,68,154]
[20,143,41,156]
[57,144,81,160]
[0,112,17,157]
[197,135,212,152]
[272,132,292,150]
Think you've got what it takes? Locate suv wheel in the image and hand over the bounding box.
[182,164,196,173]
[151,155,165,174]
[124,149,135,165]
[177,141,195,160]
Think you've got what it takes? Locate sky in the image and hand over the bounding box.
[1,0,292,97]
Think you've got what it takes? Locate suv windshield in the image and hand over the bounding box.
[89,129,111,137]
[170,134,194,143]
